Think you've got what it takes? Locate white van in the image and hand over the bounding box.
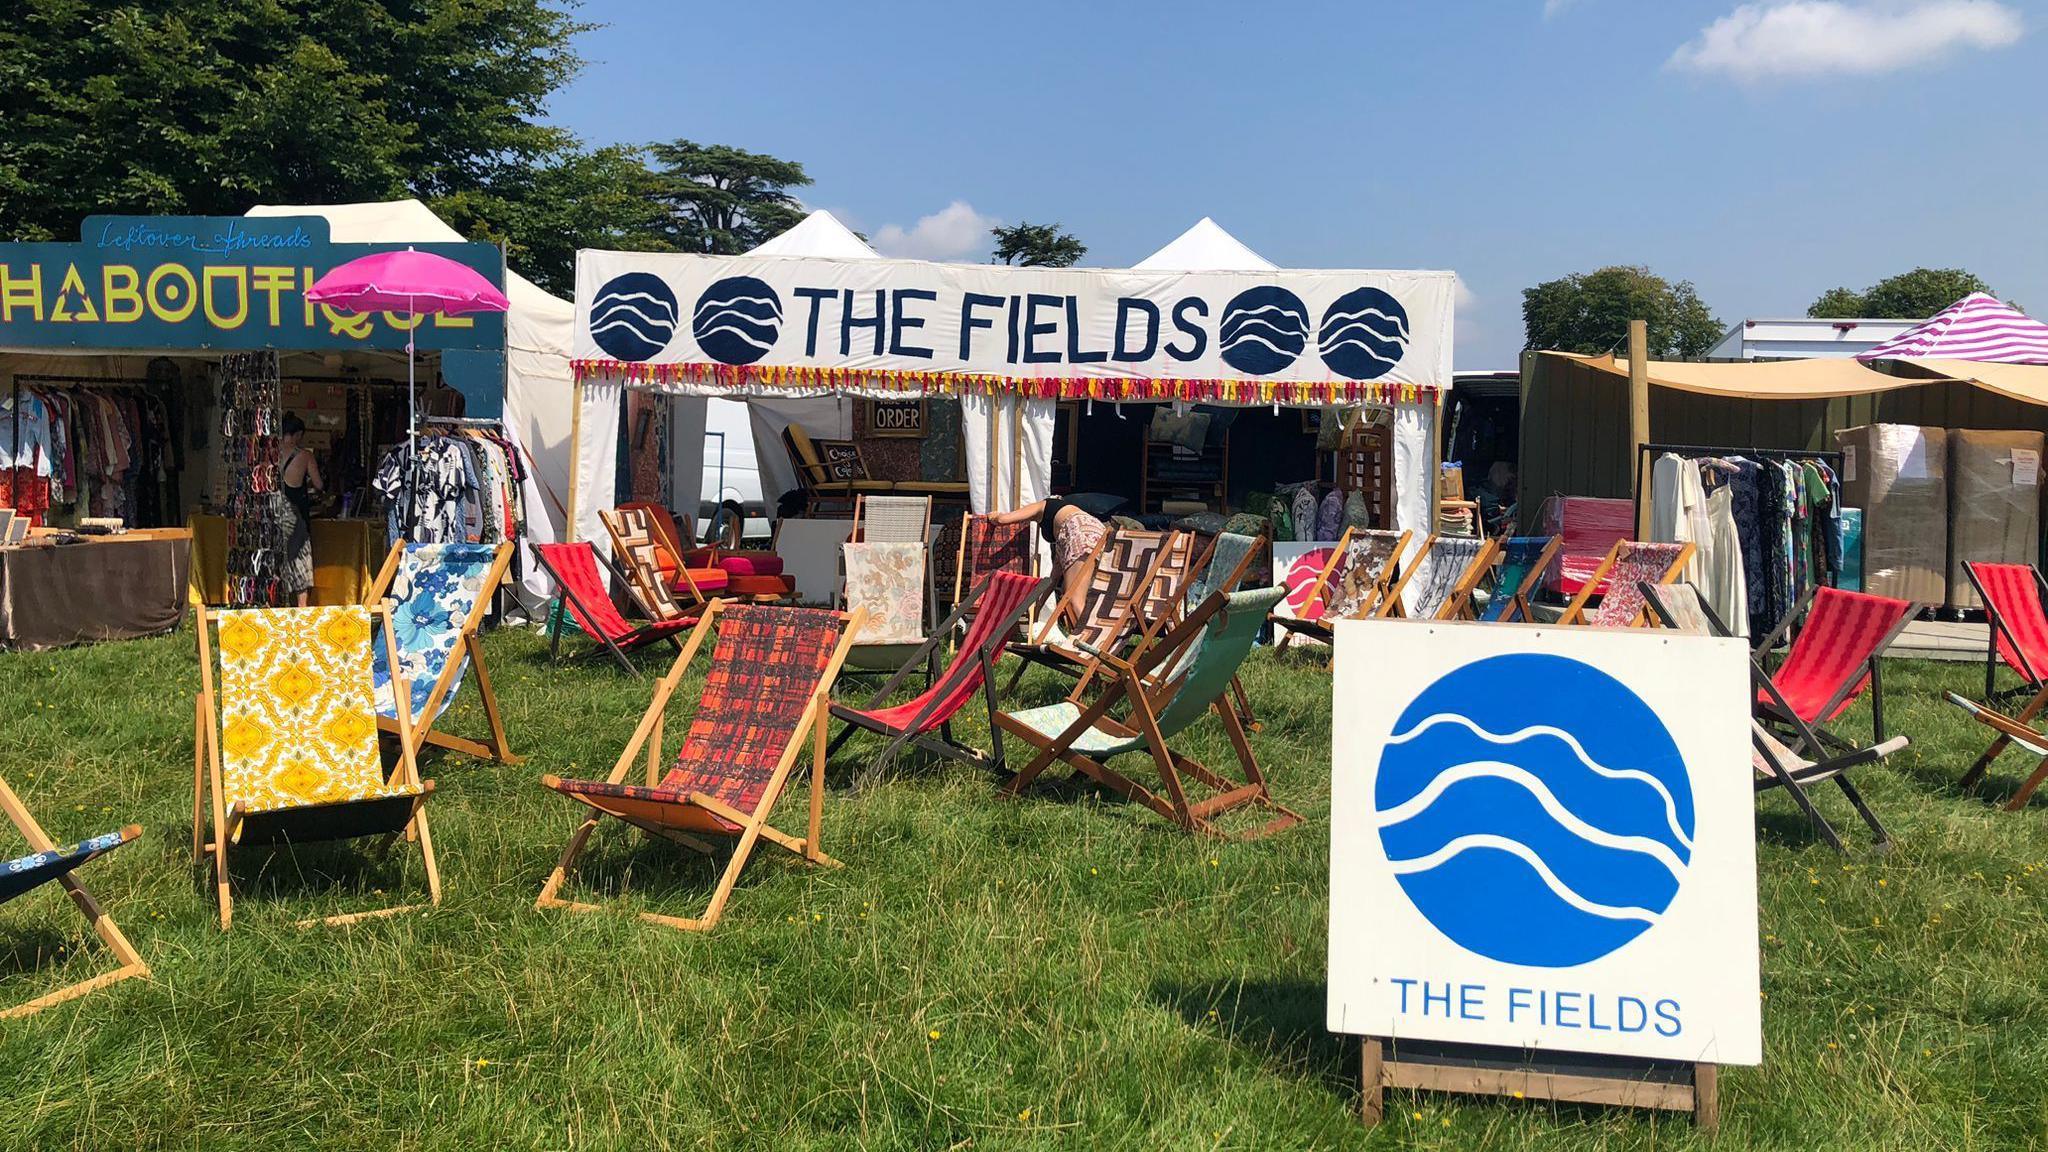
[697,398,772,545]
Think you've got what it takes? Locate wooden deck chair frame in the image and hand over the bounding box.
[1269,528,1413,657]
[535,602,867,933]
[953,511,1040,607]
[1373,534,1505,621]
[1555,540,1696,627]
[601,507,720,623]
[1965,561,2048,702]
[1483,536,1563,623]
[192,603,441,930]
[1101,531,1264,727]
[995,591,1302,839]
[0,777,148,1020]
[535,542,687,676]
[830,573,1056,776]
[1643,583,1893,851]
[1004,527,1190,689]
[364,541,520,766]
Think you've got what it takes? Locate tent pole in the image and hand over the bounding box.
[1628,320,1651,539]
[1009,394,1022,510]
[567,377,584,543]
[985,393,1000,514]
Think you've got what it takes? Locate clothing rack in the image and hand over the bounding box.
[1633,442,1843,533]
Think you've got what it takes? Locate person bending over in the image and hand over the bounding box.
[990,497,1106,615]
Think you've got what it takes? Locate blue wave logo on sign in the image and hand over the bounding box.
[589,272,678,362]
[692,276,782,366]
[1319,287,1409,380]
[1375,653,1694,967]
[1218,286,1309,375]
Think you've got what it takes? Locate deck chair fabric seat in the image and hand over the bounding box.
[1967,562,2048,692]
[538,603,863,931]
[1394,535,1497,620]
[370,542,501,724]
[1007,528,1190,684]
[843,542,928,646]
[1478,536,1561,622]
[535,541,693,673]
[854,495,933,544]
[1757,587,1916,725]
[1557,541,1694,627]
[1270,528,1408,653]
[0,827,136,905]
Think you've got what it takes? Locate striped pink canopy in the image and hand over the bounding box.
[1858,293,2048,364]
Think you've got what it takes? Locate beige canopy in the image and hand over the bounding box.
[1898,358,2048,407]
[1548,352,1924,399]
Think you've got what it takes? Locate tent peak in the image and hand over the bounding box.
[745,210,879,259]
[1134,217,1275,272]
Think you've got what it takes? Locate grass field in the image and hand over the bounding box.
[1,620,2047,1151]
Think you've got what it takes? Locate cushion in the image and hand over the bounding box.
[717,553,784,577]
[725,574,794,597]
[671,567,731,594]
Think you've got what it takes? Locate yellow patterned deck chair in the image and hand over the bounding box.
[193,604,440,930]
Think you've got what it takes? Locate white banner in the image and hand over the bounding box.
[1328,619,1761,1065]
[573,252,1453,399]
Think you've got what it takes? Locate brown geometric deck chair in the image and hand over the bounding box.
[995,585,1300,838]
[1269,528,1411,652]
[536,602,866,932]
[1379,534,1501,620]
[1005,526,1193,688]
[830,571,1054,775]
[0,776,147,1019]
[1645,583,1901,850]
[193,604,439,929]
[364,540,519,765]
[534,541,691,675]
[1555,540,1695,627]
[602,506,727,622]
[1477,535,1562,622]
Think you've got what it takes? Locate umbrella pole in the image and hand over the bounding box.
[407,298,418,541]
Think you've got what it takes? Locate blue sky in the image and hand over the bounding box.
[549,1,2046,368]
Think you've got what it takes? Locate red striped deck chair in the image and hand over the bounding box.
[535,541,692,675]
[536,602,866,932]
[1644,582,1902,850]
[1555,540,1695,627]
[830,571,1054,774]
[1966,562,2048,700]
[0,776,147,1019]
[1754,586,1918,750]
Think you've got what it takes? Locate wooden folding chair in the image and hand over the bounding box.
[193,604,439,929]
[783,425,894,515]
[1753,585,1918,751]
[628,502,791,600]
[852,494,933,544]
[364,540,519,765]
[996,585,1299,838]
[1555,540,1695,627]
[831,571,1054,775]
[1119,530,1265,729]
[536,602,866,932]
[1004,526,1193,687]
[1269,528,1411,653]
[841,539,931,673]
[1379,534,1501,620]
[1965,561,2048,702]
[954,513,1039,606]
[0,776,147,1019]
[1478,535,1562,622]
[1645,583,1900,851]
[534,541,692,676]
[603,507,729,621]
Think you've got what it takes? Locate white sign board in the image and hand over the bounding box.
[1272,541,1342,645]
[1328,619,1761,1065]
[574,252,1453,393]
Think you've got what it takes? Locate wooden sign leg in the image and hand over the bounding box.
[1693,1063,1719,1132]
[1360,1038,1385,1127]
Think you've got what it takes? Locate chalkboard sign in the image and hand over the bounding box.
[867,399,927,438]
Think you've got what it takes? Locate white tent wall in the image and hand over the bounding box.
[962,394,1054,512]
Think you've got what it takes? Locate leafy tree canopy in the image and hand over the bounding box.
[1521,265,1722,359]
[641,141,811,255]
[1806,268,1995,319]
[990,222,1086,267]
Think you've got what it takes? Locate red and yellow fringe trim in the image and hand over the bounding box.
[571,359,1435,406]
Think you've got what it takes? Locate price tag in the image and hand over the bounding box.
[2014,448,2040,487]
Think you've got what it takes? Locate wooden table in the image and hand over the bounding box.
[0,530,191,650]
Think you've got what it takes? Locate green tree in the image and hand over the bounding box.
[1522,266,1722,358]
[438,145,670,297]
[0,0,656,294]
[642,141,811,255]
[991,222,1086,267]
[1806,268,1994,319]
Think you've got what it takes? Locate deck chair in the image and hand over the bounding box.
[1965,562,2048,701]
[1269,528,1411,652]
[602,506,728,621]
[841,541,929,671]
[535,541,691,675]
[1478,536,1562,622]
[625,501,791,600]
[831,571,1054,775]
[1383,534,1500,620]
[0,776,147,1019]
[1005,527,1193,687]
[1555,540,1695,627]
[954,513,1038,606]
[1124,530,1265,729]
[193,604,439,929]
[996,585,1300,838]
[536,602,865,932]
[852,494,933,544]
[1644,583,1900,850]
[1753,585,1918,750]
[364,540,519,765]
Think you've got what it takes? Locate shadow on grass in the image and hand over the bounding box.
[205,836,435,916]
[1152,977,1354,1098]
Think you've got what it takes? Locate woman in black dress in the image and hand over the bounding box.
[276,413,322,607]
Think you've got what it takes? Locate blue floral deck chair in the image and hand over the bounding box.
[0,774,147,1019]
[365,541,520,765]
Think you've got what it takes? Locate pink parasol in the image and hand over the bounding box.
[306,247,510,536]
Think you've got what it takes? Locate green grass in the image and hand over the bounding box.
[1,624,2046,1150]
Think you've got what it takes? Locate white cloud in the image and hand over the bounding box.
[1454,275,1477,311]
[1669,1,2021,81]
[1543,0,1580,19]
[872,201,1001,261]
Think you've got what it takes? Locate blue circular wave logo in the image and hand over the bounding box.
[1319,287,1410,380]
[1375,653,1694,967]
[692,275,783,366]
[1218,286,1309,375]
[588,272,679,362]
